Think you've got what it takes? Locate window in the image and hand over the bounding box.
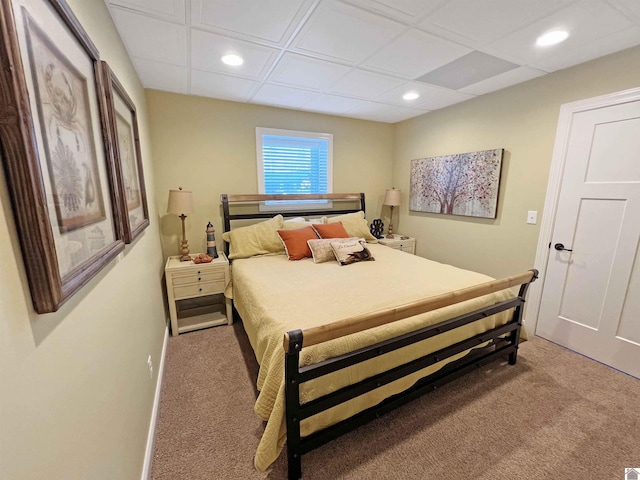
[256,127,333,209]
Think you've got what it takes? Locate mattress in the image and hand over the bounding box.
[230,244,515,471]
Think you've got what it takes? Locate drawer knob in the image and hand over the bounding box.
[199,288,202,292]
[198,277,201,281]
[197,270,201,274]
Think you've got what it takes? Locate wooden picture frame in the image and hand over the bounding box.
[101,61,149,243]
[409,148,504,219]
[0,0,124,313]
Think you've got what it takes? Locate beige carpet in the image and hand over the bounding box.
[151,321,640,479]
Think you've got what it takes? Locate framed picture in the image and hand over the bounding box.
[0,0,124,313]
[409,149,504,219]
[101,61,149,243]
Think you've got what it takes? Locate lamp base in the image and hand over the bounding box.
[179,239,191,262]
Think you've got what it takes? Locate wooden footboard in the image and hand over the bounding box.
[283,269,538,480]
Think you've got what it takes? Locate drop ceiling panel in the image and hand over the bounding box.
[191,0,314,46]
[363,29,472,79]
[133,58,188,93]
[267,53,352,91]
[108,0,186,23]
[191,70,259,101]
[291,0,406,64]
[252,84,319,109]
[531,25,640,72]
[342,0,448,23]
[302,94,364,114]
[328,69,405,99]
[419,0,574,46]
[191,30,280,79]
[374,82,475,109]
[346,101,428,123]
[416,51,519,90]
[481,0,636,66]
[110,7,187,65]
[459,66,546,95]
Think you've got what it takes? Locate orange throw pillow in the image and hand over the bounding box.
[312,222,350,239]
[277,226,319,260]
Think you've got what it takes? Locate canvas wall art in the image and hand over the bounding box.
[409,149,504,219]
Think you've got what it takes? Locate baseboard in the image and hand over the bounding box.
[141,326,169,480]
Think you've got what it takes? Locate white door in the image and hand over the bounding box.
[536,94,640,379]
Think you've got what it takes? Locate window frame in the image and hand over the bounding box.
[256,127,333,211]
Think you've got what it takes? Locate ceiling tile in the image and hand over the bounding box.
[190,70,258,101]
[267,53,352,91]
[459,66,546,95]
[191,0,314,46]
[191,29,280,80]
[481,0,636,66]
[531,25,640,72]
[108,0,186,23]
[342,0,448,23]
[416,51,519,90]
[374,82,475,110]
[133,57,188,93]
[291,0,406,64]
[251,84,319,109]
[328,69,405,99]
[419,0,574,47]
[345,101,428,123]
[110,7,187,65]
[362,28,471,79]
[302,94,365,114]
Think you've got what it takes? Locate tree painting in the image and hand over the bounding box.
[409,149,503,219]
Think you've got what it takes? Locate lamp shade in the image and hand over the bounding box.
[384,188,401,207]
[167,188,195,215]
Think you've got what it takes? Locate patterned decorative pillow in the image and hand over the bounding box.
[330,238,375,266]
[307,237,358,264]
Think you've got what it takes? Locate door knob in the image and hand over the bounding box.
[554,243,573,252]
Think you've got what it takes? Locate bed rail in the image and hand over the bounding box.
[283,269,538,480]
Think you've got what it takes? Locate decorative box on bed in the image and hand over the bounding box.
[220,193,537,479]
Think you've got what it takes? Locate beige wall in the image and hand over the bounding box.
[0,1,166,479]
[393,45,640,281]
[147,91,395,260]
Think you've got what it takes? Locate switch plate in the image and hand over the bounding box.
[527,211,537,225]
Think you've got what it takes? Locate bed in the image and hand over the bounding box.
[221,193,537,479]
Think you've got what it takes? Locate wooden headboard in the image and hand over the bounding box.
[220,193,366,255]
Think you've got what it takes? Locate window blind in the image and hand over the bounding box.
[262,135,329,195]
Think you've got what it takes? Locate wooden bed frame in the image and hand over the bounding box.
[221,193,538,480]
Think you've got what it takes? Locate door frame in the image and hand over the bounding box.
[525,86,640,337]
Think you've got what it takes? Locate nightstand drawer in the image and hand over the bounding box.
[173,280,225,299]
[171,269,225,286]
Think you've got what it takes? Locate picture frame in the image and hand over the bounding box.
[101,61,149,243]
[409,149,504,219]
[0,0,124,313]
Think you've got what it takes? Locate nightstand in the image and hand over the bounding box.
[165,253,232,336]
[377,234,416,254]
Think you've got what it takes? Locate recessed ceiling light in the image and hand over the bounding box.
[536,30,569,47]
[403,92,420,101]
[221,54,243,66]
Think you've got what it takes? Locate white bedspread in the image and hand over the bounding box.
[231,244,515,471]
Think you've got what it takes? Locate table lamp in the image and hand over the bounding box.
[384,188,401,238]
[167,187,195,261]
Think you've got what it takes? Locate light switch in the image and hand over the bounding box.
[527,211,537,225]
